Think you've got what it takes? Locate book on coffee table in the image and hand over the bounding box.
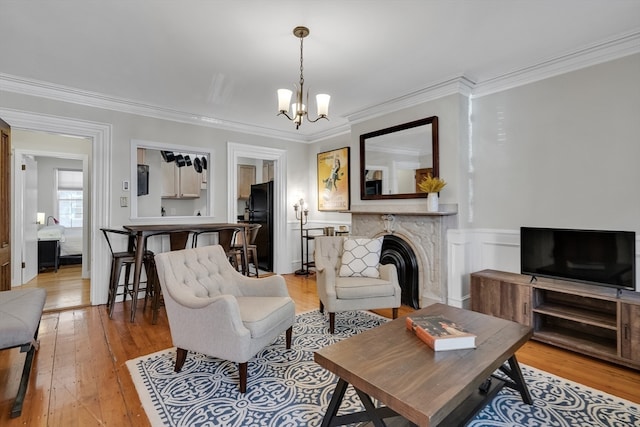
[406,315,476,351]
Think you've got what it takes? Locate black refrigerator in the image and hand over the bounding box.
[249,181,274,271]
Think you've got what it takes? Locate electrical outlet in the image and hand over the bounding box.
[120,196,128,207]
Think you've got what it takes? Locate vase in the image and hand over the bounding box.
[427,193,439,212]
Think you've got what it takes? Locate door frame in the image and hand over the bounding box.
[14,149,90,283]
[227,142,287,274]
[1,108,111,305]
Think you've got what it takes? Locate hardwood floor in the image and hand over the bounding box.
[21,265,90,312]
[1,272,638,426]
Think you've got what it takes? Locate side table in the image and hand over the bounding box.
[300,227,325,275]
[38,239,60,272]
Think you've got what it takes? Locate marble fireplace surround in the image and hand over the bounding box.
[347,206,457,307]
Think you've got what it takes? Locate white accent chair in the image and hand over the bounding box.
[153,245,295,392]
[313,236,401,333]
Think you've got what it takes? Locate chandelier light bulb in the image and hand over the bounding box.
[316,94,330,117]
[277,89,293,112]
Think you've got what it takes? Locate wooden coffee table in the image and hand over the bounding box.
[314,304,533,427]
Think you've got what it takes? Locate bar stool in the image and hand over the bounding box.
[192,227,246,273]
[141,230,193,324]
[101,228,154,319]
[231,224,261,277]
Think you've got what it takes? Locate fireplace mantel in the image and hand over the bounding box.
[342,204,457,217]
[347,206,458,307]
[343,210,456,216]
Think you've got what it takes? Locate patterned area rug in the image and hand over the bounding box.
[127,310,639,427]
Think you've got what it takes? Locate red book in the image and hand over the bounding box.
[406,315,476,351]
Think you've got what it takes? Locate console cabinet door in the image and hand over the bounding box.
[620,303,640,362]
[471,274,531,326]
[501,283,531,325]
[471,276,502,318]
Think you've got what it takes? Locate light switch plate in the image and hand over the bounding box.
[120,196,128,207]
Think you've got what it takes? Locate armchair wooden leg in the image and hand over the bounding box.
[319,301,324,313]
[392,307,399,319]
[286,326,293,349]
[329,312,335,334]
[239,362,248,393]
[175,348,188,372]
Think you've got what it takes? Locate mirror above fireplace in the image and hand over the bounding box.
[360,116,439,200]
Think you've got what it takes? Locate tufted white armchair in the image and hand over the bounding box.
[153,245,295,392]
[314,236,401,333]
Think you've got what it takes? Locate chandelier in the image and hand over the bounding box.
[277,26,330,129]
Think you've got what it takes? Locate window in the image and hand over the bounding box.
[56,169,83,228]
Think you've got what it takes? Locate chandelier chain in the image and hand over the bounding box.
[299,34,304,88]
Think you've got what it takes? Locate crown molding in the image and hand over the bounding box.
[345,75,476,124]
[0,73,311,143]
[1,31,638,143]
[472,30,640,98]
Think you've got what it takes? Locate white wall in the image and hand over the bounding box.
[469,54,640,232]
[448,54,640,305]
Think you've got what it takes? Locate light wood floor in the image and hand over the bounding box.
[21,265,90,312]
[1,272,638,426]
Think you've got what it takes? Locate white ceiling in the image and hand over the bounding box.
[1,1,639,142]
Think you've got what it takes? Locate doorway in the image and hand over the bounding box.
[2,108,112,308]
[227,142,287,273]
[13,132,91,310]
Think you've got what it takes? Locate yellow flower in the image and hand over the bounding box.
[418,174,446,193]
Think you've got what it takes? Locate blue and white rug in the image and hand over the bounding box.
[127,310,639,427]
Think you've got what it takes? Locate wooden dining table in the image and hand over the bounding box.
[122,223,249,322]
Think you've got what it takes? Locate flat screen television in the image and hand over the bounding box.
[520,227,636,292]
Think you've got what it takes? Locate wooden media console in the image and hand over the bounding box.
[471,269,640,370]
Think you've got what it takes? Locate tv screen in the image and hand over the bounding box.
[520,227,636,291]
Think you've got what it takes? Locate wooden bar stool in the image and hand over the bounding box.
[231,224,261,277]
[101,228,153,319]
[142,230,193,324]
[192,227,246,273]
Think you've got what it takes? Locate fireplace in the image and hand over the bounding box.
[348,207,457,307]
[381,235,419,308]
